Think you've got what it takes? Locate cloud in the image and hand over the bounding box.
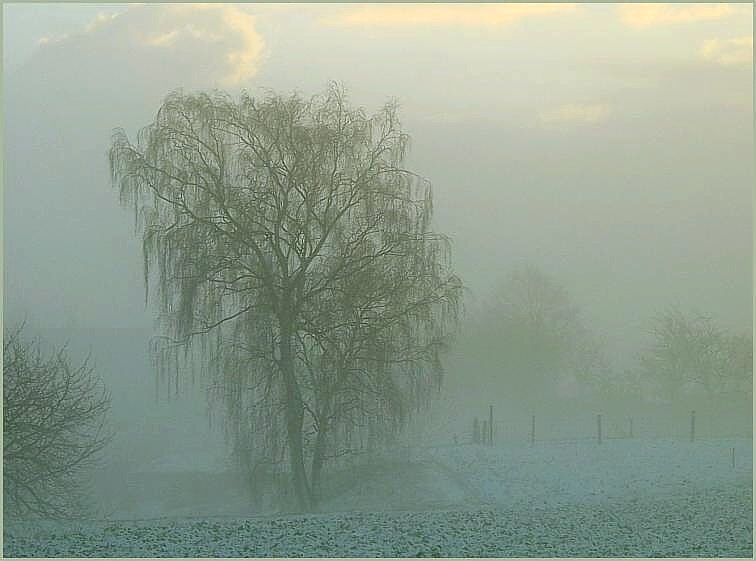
[37,10,121,45]
[618,4,739,28]
[701,36,753,66]
[84,11,120,33]
[34,4,264,87]
[213,5,265,85]
[137,4,264,86]
[146,30,180,47]
[145,24,223,47]
[539,103,612,125]
[322,3,578,28]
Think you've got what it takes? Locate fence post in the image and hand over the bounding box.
[489,405,494,446]
[531,415,536,445]
[597,414,602,445]
[690,410,696,442]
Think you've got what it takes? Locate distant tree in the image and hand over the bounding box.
[445,266,608,409]
[570,326,617,400]
[721,332,753,397]
[3,325,111,519]
[484,266,584,404]
[110,84,462,510]
[640,307,750,401]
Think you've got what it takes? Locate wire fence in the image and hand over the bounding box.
[401,398,753,450]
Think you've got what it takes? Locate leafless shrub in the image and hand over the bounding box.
[3,324,111,519]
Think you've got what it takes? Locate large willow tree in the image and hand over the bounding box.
[109,84,461,510]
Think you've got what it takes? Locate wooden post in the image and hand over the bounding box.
[489,405,494,446]
[629,417,633,439]
[690,410,696,442]
[731,447,735,469]
[531,415,536,445]
[482,420,488,446]
[597,414,602,445]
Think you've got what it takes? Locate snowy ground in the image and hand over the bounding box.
[4,437,752,557]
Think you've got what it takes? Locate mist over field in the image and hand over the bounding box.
[3,3,752,557]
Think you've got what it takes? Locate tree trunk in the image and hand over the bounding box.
[279,314,312,511]
[310,423,328,509]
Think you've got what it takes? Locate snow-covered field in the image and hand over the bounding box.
[4,437,752,557]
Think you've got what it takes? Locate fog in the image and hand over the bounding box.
[3,4,753,553]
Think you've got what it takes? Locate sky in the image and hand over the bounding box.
[3,2,753,373]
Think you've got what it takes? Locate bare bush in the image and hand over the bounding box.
[3,325,111,519]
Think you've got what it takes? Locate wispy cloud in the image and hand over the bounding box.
[322,3,578,28]
[619,4,739,28]
[35,5,264,87]
[145,30,180,47]
[84,11,120,33]
[35,10,121,47]
[539,103,612,126]
[140,5,264,86]
[701,36,753,66]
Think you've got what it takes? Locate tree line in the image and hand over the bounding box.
[449,265,752,412]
